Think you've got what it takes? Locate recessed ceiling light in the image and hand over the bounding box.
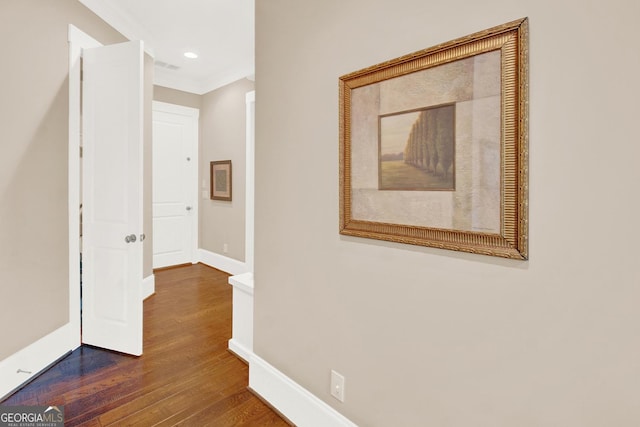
[184,52,198,59]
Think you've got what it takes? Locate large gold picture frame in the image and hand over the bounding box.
[339,18,529,259]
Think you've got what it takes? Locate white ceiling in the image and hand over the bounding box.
[79,0,255,95]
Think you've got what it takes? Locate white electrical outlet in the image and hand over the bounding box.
[330,370,345,402]
[223,243,228,253]
[202,190,208,199]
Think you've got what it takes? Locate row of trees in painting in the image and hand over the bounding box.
[403,104,455,182]
[379,104,456,191]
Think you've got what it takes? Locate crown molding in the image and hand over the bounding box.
[155,66,255,95]
[153,68,208,95]
[200,64,255,95]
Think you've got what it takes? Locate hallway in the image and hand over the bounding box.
[2,264,289,426]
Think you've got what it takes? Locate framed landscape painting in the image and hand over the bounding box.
[339,18,529,259]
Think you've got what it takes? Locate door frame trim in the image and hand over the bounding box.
[245,91,255,273]
[152,101,200,266]
[68,24,102,346]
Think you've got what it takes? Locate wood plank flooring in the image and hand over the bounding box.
[1,263,290,426]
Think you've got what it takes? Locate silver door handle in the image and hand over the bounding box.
[125,234,137,243]
[186,206,193,211]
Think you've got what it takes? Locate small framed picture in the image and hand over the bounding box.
[210,160,232,201]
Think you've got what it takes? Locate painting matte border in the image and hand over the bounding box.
[339,18,529,259]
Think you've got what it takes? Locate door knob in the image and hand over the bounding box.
[186,206,193,211]
[125,234,137,243]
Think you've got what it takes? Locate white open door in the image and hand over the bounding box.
[81,40,144,356]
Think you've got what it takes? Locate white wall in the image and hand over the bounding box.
[254,1,640,426]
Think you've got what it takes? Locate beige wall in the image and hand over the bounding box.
[200,78,254,261]
[154,85,202,110]
[0,1,126,361]
[255,1,640,426]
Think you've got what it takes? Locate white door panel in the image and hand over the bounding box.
[153,218,186,259]
[82,40,144,356]
[152,105,199,269]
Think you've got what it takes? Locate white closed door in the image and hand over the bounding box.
[82,40,144,356]
[152,102,199,269]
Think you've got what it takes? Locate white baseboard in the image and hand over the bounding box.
[198,249,247,276]
[228,339,252,363]
[142,274,155,300]
[0,323,77,400]
[249,354,358,427]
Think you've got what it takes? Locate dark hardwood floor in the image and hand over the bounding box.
[1,263,290,426]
